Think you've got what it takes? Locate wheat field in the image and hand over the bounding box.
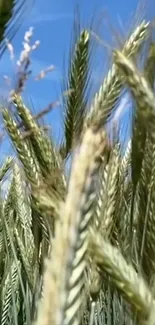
[0,1,155,325]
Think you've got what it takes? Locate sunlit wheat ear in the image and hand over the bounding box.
[12,94,66,197]
[86,20,150,124]
[13,94,53,165]
[0,260,21,325]
[12,163,36,288]
[13,94,58,170]
[113,50,155,138]
[2,179,15,254]
[13,162,32,238]
[88,156,109,303]
[35,125,108,325]
[15,228,35,289]
[2,108,42,187]
[0,157,13,182]
[93,156,109,230]
[120,140,131,183]
[97,143,120,238]
[141,135,153,188]
[62,29,91,159]
[88,231,155,322]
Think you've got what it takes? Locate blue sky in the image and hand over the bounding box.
[0,0,154,156]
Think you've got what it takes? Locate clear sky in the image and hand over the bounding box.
[0,0,154,155]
